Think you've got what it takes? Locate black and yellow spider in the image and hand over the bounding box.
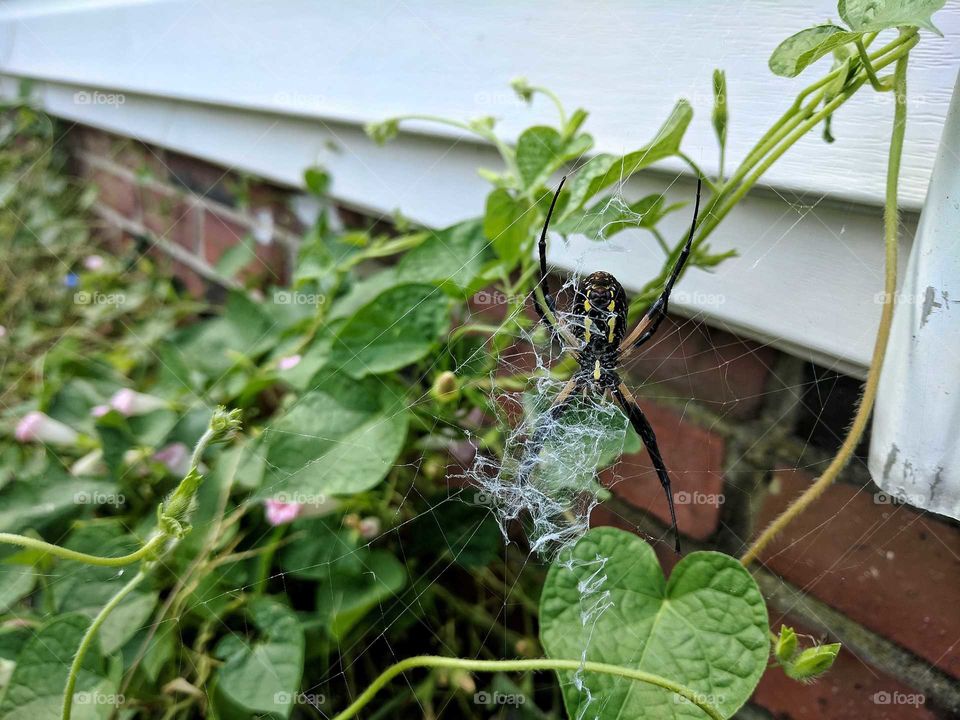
[519,175,702,554]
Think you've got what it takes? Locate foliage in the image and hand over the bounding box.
[0,1,944,718]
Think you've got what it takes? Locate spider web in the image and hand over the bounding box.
[26,156,902,720]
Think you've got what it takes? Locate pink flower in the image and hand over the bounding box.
[71,449,105,476]
[14,411,80,446]
[91,404,110,418]
[277,354,302,371]
[83,255,105,271]
[358,516,381,540]
[110,389,168,416]
[264,499,303,526]
[153,442,191,477]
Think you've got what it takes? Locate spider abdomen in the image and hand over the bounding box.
[572,271,628,359]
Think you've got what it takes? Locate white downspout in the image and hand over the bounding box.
[868,70,960,521]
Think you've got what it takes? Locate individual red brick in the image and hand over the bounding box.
[170,260,206,299]
[141,188,199,253]
[622,314,776,419]
[600,401,726,541]
[755,468,960,678]
[752,616,936,720]
[202,210,246,263]
[88,167,138,219]
[111,139,168,181]
[164,152,238,206]
[72,126,112,156]
[203,209,285,285]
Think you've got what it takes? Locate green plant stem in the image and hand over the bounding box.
[329,656,724,720]
[529,84,568,128]
[0,532,166,567]
[678,152,719,192]
[691,32,917,255]
[62,568,147,720]
[394,114,519,176]
[710,31,909,229]
[742,31,910,568]
[616,33,914,328]
[856,38,888,91]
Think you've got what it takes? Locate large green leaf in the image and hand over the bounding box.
[0,563,35,612]
[329,283,450,378]
[540,528,768,720]
[54,526,158,655]
[263,372,408,496]
[0,468,115,534]
[515,126,593,190]
[278,516,363,581]
[554,193,676,239]
[316,549,407,640]
[173,290,279,378]
[769,25,861,77]
[0,613,115,720]
[561,100,692,218]
[214,598,304,720]
[839,0,945,34]
[482,189,535,267]
[396,219,492,291]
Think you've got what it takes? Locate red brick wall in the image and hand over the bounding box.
[69,124,960,719]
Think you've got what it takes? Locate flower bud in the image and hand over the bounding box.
[15,411,80,446]
[358,516,381,540]
[264,499,303,526]
[110,389,169,417]
[431,371,460,404]
[510,77,534,103]
[365,118,399,145]
[153,442,191,477]
[783,642,841,682]
[773,625,798,664]
[210,406,242,442]
[277,354,302,371]
[70,449,105,476]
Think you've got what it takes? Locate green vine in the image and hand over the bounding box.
[329,656,724,720]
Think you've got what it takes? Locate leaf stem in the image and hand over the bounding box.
[695,32,917,249]
[856,38,888,91]
[62,568,147,720]
[329,655,725,720]
[741,30,911,567]
[0,532,166,567]
[393,114,519,176]
[528,84,568,128]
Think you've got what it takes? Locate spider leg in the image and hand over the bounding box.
[612,382,681,554]
[530,177,579,349]
[517,374,581,485]
[620,177,702,358]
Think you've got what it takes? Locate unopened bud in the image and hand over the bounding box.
[783,642,840,682]
[774,625,798,664]
[210,406,242,442]
[431,371,460,404]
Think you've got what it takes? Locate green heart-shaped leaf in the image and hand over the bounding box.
[263,371,408,496]
[540,527,768,719]
[329,283,450,378]
[769,25,861,78]
[213,598,304,719]
[482,188,535,266]
[561,100,692,217]
[839,0,946,35]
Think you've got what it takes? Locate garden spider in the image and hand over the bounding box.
[520,175,702,554]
